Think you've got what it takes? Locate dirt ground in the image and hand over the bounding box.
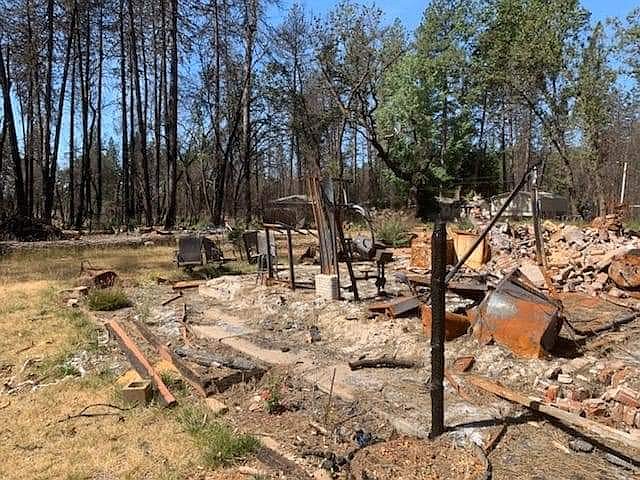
[1,238,640,480]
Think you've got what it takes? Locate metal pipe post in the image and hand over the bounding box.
[265,227,273,279]
[286,228,295,290]
[430,219,446,438]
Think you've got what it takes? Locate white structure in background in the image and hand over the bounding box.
[490,191,569,219]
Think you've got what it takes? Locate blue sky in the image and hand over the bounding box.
[266,0,638,31]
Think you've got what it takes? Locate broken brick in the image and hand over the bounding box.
[611,368,630,387]
[614,387,640,408]
[452,356,475,373]
[610,403,626,423]
[554,398,583,415]
[582,398,606,417]
[544,385,560,403]
[623,406,639,427]
[565,386,590,402]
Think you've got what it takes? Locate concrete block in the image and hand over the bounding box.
[122,380,152,405]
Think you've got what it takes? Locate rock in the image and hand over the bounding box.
[306,326,321,343]
[609,250,640,289]
[568,438,594,453]
[205,397,229,416]
[557,373,573,384]
[313,468,333,480]
[545,366,561,380]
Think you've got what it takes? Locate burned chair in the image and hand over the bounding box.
[176,235,224,270]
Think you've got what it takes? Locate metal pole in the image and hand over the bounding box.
[286,228,295,290]
[264,226,273,279]
[531,167,547,269]
[430,219,446,438]
[620,162,628,205]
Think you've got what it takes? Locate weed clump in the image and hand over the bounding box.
[376,218,412,247]
[87,287,132,311]
[177,405,259,467]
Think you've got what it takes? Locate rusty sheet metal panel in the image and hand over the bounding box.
[474,269,563,358]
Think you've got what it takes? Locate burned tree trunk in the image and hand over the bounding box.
[164,0,178,228]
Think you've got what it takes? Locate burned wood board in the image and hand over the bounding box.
[368,296,420,318]
[172,280,206,290]
[134,320,264,396]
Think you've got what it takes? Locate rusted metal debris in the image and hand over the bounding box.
[106,319,177,407]
[473,269,563,359]
[407,273,488,301]
[421,306,471,341]
[368,296,420,318]
[609,249,640,289]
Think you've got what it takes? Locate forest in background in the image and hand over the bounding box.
[0,0,639,229]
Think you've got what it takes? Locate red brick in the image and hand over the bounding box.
[544,385,559,403]
[623,406,639,426]
[611,368,630,387]
[614,387,640,408]
[555,398,583,415]
[582,398,606,417]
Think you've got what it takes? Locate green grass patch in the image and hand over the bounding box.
[176,405,259,468]
[376,218,412,247]
[160,371,190,398]
[87,287,132,311]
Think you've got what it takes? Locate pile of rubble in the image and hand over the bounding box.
[482,213,640,297]
[537,358,640,432]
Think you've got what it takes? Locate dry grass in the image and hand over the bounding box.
[0,246,264,479]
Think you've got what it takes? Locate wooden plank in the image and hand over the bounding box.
[106,319,177,407]
[172,280,206,290]
[135,320,265,396]
[369,296,420,318]
[387,296,420,317]
[133,320,210,397]
[466,374,640,454]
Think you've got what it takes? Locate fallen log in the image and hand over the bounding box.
[348,355,416,371]
[465,374,640,455]
[106,319,176,407]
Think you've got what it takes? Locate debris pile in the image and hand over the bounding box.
[483,213,640,297]
[0,214,64,241]
[537,358,640,431]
